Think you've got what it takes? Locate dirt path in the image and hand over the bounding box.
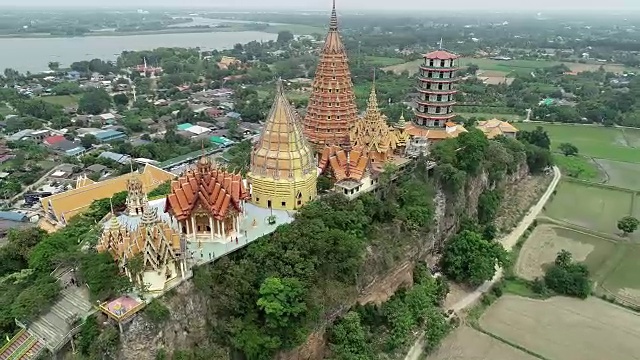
[404,166,561,360]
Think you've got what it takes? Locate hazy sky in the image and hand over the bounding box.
[1,0,639,11]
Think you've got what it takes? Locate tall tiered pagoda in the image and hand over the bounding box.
[248,80,317,210]
[302,0,359,151]
[164,155,248,242]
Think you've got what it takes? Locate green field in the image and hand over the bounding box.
[553,154,603,181]
[40,95,80,107]
[544,181,633,235]
[364,56,406,67]
[517,123,640,163]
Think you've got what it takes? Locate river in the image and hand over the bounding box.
[0,30,277,73]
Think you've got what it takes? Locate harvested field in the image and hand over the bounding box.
[480,295,640,360]
[427,326,538,360]
[544,181,633,234]
[494,174,551,233]
[595,159,640,191]
[515,225,617,280]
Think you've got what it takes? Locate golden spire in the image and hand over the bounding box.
[396,111,406,128]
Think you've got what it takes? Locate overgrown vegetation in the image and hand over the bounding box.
[0,192,130,341]
[192,162,436,359]
[326,264,451,359]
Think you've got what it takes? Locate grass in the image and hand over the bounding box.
[458,112,522,121]
[364,56,405,67]
[544,181,633,235]
[553,154,602,181]
[517,123,640,163]
[40,95,80,107]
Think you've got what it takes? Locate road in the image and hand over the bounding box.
[404,166,561,360]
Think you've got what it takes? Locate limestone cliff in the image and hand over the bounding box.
[117,163,530,360]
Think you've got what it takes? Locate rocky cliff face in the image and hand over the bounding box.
[117,164,529,360]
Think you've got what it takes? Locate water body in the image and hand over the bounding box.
[0,31,277,73]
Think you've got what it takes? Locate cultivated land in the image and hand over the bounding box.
[480,296,640,360]
[426,326,538,360]
[517,123,640,164]
[544,180,633,235]
[383,57,633,76]
[515,224,617,280]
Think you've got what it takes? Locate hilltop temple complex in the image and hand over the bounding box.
[247,80,317,211]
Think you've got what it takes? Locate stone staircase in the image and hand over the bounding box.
[0,330,44,360]
[27,287,93,352]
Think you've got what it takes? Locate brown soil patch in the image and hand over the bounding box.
[494,174,552,233]
[443,283,474,309]
[427,326,537,360]
[480,295,640,360]
[516,225,594,280]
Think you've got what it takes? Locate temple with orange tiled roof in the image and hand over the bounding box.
[248,80,317,211]
[97,201,185,292]
[164,154,249,242]
[302,0,359,151]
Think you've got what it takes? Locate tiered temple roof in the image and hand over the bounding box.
[350,83,398,163]
[250,80,316,180]
[164,156,248,221]
[302,0,359,150]
[97,205,181,272]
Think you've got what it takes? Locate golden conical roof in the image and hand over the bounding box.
[302,0,359,150]
[250,80,316,180]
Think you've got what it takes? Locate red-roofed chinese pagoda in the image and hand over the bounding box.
[302,0,359,151]
[413,49,460,128]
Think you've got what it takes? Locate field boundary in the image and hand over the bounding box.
[562,177,638,195]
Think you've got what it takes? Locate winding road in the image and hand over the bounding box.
[404,166,561,360]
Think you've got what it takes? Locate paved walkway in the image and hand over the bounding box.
[404,166,561,360]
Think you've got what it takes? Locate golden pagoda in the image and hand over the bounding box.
[349,82,398,163]
[248,80,317,210]
[97,204,184,292]
[302,0,359,151]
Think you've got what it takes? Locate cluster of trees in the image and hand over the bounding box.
[327,265,450,358]
[537,250,592,299]
[191,166,437,359]
[0,192,130,341]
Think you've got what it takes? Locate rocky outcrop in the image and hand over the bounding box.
[118,163,530,360]
[117,281,209,360]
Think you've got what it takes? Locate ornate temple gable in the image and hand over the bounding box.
[165,156,248,222]
[349,83,397,161]
[250,79,316,180]
[302,0,359,150]
[126,176,148,216]
[98,205,181,274]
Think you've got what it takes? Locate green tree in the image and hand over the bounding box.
[441,230,508,286]
[81,134,98,149]
[328,312,373,360]
[558,142,579,156]
[78,88,112,115]
[113,93,130,107]
[256,277,307,329]
[617,216,640,236]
